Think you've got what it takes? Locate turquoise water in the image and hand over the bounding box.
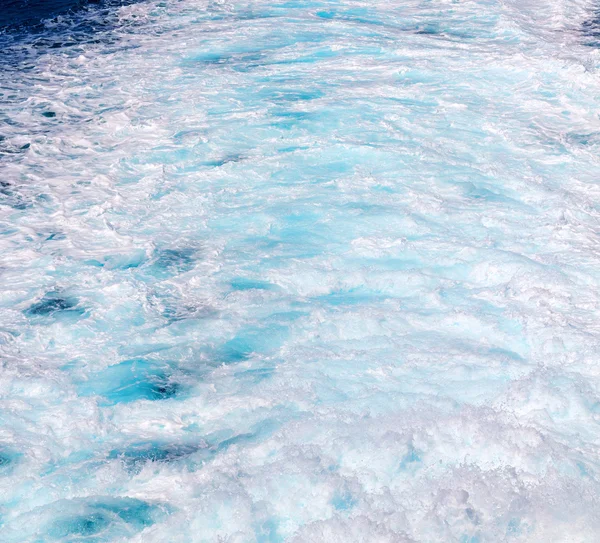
[1,0,600,541]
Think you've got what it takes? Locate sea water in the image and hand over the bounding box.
[1,0,600,541]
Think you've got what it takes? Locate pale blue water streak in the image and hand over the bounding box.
[1,0,600,541]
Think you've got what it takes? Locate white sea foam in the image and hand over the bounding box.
[1,0,600,541]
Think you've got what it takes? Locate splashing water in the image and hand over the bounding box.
[1,0,600,541]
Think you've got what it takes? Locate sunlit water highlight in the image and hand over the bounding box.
[1,0,600,541]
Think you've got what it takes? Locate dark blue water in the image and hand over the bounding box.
[582,8,600,46]
[0,0,95,28]
[0,0,143,32]
[0,0,146,70]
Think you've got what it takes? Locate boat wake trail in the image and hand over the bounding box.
[1,0,600,541]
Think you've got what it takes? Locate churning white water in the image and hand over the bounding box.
[1,0,600,540]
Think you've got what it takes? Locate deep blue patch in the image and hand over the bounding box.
[27,297,74,315]
[99,499,156,528]
[0,180,31,210]
[49,512,111,539]
[0,452,10,467]
[109,424,278,473]
[0,447,20,474]
[79,359,180,405]
[25,292,85,319]
[0,0,89,29]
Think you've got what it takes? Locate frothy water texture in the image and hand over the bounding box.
[1,0,600,541]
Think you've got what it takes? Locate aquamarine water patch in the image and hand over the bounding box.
[234,366,276,384]
[142,247,198,280]
[230,278,276,291]
[315,288,389,307]
[217,324,289,364]
[256,87,325,103]
[78,359,182,405]
[253,517,283,543]
[0,447,20,476]
[3,497,168,543]
[330,490,357,512]
[398,442,423,472]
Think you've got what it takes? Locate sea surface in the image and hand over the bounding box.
[1,0,600,541]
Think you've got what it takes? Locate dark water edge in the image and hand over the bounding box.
[0,0,145,33]
[0,0,99,29]
[0,0,149,162]
[0,0,148,67]
[582,8,600,46]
